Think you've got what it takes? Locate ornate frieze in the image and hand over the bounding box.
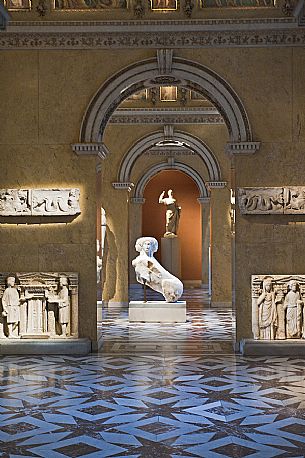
[0,272,78,339]
[206,181,227,189]
[1,24,304,49]
[238,187,305,214]
[0,188,80,216]
[252,275,305,341]
[226,142,261,154]
[109,108,224,125]
[112,182,134,191]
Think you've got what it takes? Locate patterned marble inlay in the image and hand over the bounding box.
[2,288,305,456]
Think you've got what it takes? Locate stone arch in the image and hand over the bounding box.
[118,130,221,183]
[80,55,253,144]
[133,161,208,199]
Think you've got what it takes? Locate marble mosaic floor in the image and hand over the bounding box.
[2,289,305,457]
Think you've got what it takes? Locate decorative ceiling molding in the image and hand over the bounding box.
[109,107,224,125]
[0,3,10,30]
[1,17,304,49]
[1,29,304,49]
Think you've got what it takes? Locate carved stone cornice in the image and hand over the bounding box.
[197,197,211,204]
[130,197,146,204]
[206,181,227,189]
[226,141,261,154]
[112,182,134,191]
[109,108,224,125]
[1,20,304,49]
[72,143,110,160]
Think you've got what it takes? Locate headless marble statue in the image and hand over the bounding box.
[132,237,183,302]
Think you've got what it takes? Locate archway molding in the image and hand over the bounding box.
[132,160,209,200]
[118,130,222,184]
[80,54,254,145]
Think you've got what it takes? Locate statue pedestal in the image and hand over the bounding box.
[129,301,186,322]
[161,237,181,278]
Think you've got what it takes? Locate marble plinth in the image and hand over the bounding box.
[161,237,181,278]
[0,338,92,355]
[240,339,305,356]
[129,301,186,322]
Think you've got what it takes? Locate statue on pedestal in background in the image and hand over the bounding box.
[158,189,181,237]
[132,236,183,302]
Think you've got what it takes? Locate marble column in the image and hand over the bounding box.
[207,182,232,307]
[197,197,211,287]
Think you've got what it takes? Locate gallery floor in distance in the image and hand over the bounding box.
[1,289,305,457]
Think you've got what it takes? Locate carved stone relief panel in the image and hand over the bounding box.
[252,275,305,341]
[0,272,78,339]
[238,187,305,215]
[0,188,81,216]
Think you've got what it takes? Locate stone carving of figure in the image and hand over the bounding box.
[158,189,181,237]
[257,277,277,340]
[57,276,70,337]
[1,275,21,338]
[132,236,183,302]
[284,279,303,339]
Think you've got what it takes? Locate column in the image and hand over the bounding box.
[197,197,211,288]
[207,181,232,307]
[129,197,145,285]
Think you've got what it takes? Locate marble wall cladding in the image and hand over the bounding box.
[238,187,305,215]
[0,188,80,216]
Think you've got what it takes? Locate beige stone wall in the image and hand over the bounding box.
[1,45,302,343]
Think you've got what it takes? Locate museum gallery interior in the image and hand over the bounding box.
[1,0,305,455]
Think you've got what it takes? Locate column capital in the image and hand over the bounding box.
[112,182,134,191]
[130,197,146,204]
[72,143,110,160]
[197,197,210,205]
[206,181,227,190]
[226,141,261,155]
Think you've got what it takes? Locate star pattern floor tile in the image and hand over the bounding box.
[1,289,305,457]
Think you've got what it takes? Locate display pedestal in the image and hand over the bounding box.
[161,237,181,278]
[129,301,186,322]
[240,339,305,356]
[0,338,92,355]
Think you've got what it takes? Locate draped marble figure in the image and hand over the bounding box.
[132,237,183,302]
[158,190,181,237]
[257,277,277,340]
[284,279,303,339]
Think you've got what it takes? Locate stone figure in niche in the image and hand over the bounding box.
[132,236,183,302]
[284,279,303,339]
[158,189,181,237]
[257,277,277,340]
[1,275,22,338]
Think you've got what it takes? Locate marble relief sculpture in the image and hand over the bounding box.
[252,275,305,340]
[238,187,305,215]
[0,272,78,339]
[0,188,81,216]
[132,237,183,302]
[158,189,181,237]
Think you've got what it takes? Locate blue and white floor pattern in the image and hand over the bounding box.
[1,289,305,457]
